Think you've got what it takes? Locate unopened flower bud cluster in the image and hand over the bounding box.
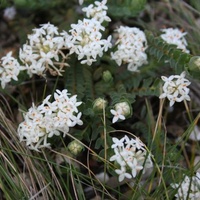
[111,26,148,72]
[160,28,189,53]
[18,89,83,151]
[171,172,200,200]
[68,140,84,156]
[93,98,131,124]
[159,71,191,107]
[93,97,107,111]
[109,135,153,182]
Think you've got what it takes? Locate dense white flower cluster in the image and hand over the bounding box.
[111,26,148,72]
[18,89,83,151]
[159,71,191,107]
[160,28,189,53]
[82,0,111,23]
[68,0,112,65]
[19,23,68,77]
[110,102,131,123]
[0,51,25,88]
[171,172,200,200]
[109,135,153,182]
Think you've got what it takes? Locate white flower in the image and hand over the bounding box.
[111,26,148,72]
[159,71,191,107]
[115,166,132,182]
[111,137,125,149]
[0,51,25,88]
[19,23,69,77]
[82,0,111,23]
[171,172,200,200]
[110,101,131,123]
[110,108,125,123]
[68,18,112,65]
[160,28,189,53]
[109,135,153,182]
[18,89,83,151]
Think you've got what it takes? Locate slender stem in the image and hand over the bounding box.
[103,98,107,199]
[184,100,193,123]
[152,98,165,142]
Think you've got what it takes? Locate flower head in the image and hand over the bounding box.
[0,51,25,88]
[160,28,189,53]
[82,0,111,23]
[19,23,69,77]
[68,0,112,65]
[18,89,83,151]
[111,26,148,72]
[159,71,191,107]
[109,135,153,182]
[68,18,112,65]
[171,172,200,200]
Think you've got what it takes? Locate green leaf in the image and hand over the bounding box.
[107,0,147,18]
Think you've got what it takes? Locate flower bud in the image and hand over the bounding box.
[93,98,107,111]
[115,101,131,117]
[102,70,113,83]
[68,140,84,156]
[188,56,200,78]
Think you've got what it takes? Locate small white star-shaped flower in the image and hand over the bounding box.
[110,108,125,123]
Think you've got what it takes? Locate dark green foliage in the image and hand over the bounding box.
[13,0,68,9]
[145,31,193,74]
[107,0,147,18]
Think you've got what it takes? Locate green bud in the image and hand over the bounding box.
[115,101,132,117]
[188,56,200,78]
[68,140,84,156]
[102,70,113,83]
[93,98,107,111]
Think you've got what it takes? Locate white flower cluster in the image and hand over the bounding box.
[171,172,200,200]
[0,51,25,88]
[82,0,111,23]
[109,135,153,182]
[18,89,83,151]
[160,28,189,53]
[159,71,191,107]
[20,23,68,77]
[110,101,131,123]
[111,26,148,72]
[68,0,112,65]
